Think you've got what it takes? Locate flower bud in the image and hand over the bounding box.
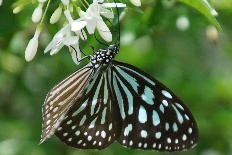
[25,29,41,61]
[50,7,62,24]
[13,5,23,14]
[32,3,43,23]
[130,0,141,7]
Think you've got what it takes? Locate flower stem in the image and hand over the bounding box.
[38,0,51,30]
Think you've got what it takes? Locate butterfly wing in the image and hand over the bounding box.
[40,63,94,143]
[111,61,198,151]
[54,67,122,149]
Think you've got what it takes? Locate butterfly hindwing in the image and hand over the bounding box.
[55,68,122,149]
[111,61,198,151]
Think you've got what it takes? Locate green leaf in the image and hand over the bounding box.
[177,0,222,31]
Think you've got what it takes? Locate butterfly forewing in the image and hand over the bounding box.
[55,68,122,149]
[40,63,94,143]
[111,61,198,151]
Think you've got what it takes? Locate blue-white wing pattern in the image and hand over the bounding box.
[54,68,122,149]
[40,63,94,143]
[111,61,198,151]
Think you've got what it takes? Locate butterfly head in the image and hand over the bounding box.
[90,44,119,69]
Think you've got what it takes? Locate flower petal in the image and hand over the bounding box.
[50,7,62,24]
[50,41,64,55]
[70,44,81,65]
[100,7,114,19]
[62,36,79,45]
[64,10,73,23]
[25,29,40,61]
[102,3,126,8]
[32,3,43,23]
[75,30,87,40]
[86,18,97,34]
[97,20,112,42]
[71,20,87,31]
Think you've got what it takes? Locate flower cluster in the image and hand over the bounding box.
[21,0,141,64]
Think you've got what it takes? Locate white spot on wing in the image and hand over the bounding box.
[101,131,106,138]
[138,105,147,123]
[79,115,86,126]
[159,104,164,113]
[124,124,132,136]
[162,100,168,106]
[172,105,184,124]
[155,132,161,139]
[161,90,172,99]
[141,86,154,105]
[173,122,178,132]
[89,117,98,128]
[101,107,107,124]
[165,122,169,131]
[141,130,148,138]
[75,130,80,136]
[152,110,160,126]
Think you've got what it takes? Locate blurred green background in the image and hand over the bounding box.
[1,0,232,155]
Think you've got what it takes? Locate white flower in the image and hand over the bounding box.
[0,0,3,6]
[25,29,41,61]
[44,24,79,55]
[130,0,141,7]
[73,1,114,42]
[50,6,62,24]
[45,10,86,64]
[32,3,44,23]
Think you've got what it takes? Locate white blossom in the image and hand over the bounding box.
[32,3,44,23]
[44,24,79,55]
[44,10,85,63]
[130,0,141,7]
[50,6,62,24]
[72,0,117,42]
[0,0,2,6]
[25,29,41,61]
[13,5,23,14]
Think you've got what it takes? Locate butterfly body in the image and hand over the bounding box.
[40,45,198,152]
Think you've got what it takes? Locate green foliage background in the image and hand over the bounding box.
[0,0,232,155]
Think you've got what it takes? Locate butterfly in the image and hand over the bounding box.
[39,44,198,152]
